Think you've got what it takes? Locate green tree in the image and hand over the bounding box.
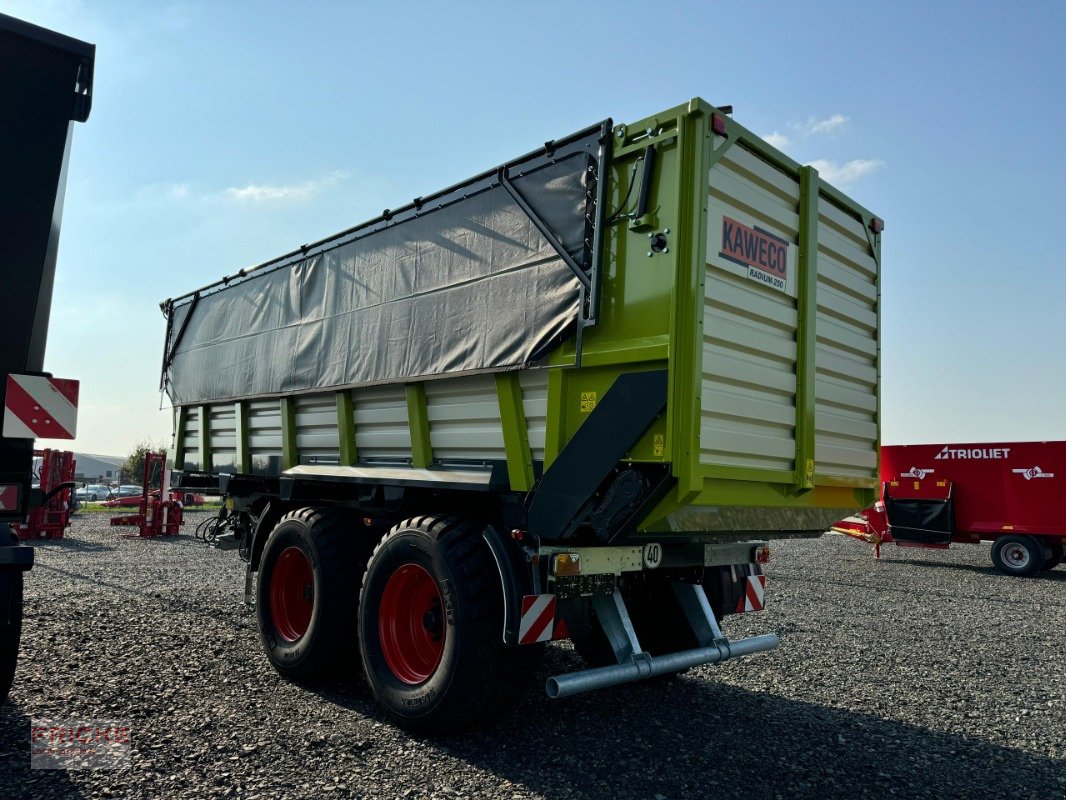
[119,440,166,487]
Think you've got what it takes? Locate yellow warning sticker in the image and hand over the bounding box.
[580,391,597,413]
[653,434,665,456]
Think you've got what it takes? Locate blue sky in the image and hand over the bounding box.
[9,0,1066,456]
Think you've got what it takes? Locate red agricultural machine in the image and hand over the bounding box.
[13,449,76,540]
[110,452,184,537]
[833,441,1065,576]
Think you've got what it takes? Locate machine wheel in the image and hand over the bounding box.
[0,528,25,704]
[256,508,369,682]
[1042,541,1063,571]
[358,516,528,732]
[991,535,1046,577]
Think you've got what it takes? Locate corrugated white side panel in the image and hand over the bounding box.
[182,407,201,470]
[518,369,549,462]
[295,393,340,463]
[702,145,799,472]
[353,384,411,461]
[426,375,505,462]
[208,405,237,472]
[814,197,878,479]
[248,399,283,474]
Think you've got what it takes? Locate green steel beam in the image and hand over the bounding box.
[198,405,211,473]
[793,166,819,493]
[235,401,250,473]
[671,109,707,498]
[495,373,534,491]
[336,390,357,466]
[405,383,432,468]
[170,406,186,471]
[280,397,297,470]
[543,367,567,468]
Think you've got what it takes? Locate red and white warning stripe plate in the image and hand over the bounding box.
[735,574,767,613]
[3,375,79,440]
[518,594,556,644]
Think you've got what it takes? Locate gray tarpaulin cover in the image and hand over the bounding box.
[162,130,603,406]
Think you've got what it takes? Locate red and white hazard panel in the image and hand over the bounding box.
[3,375,79,439]
[518,594,556,644]
[0,484,19,511]
[735,574,767,613]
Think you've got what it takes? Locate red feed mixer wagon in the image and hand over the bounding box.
[833,441,1066,575]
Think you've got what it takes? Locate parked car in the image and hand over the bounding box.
[100,490,207,508]
[113,485,142,498]
[74,484,113,502]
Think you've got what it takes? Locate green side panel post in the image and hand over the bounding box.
[405,383,432,468]
[235,401,251,473]
[336,391,357,466]
[198,405,212,473]
[543,367,567,469]
[170,406,186,471]
[794,166,819,493]
[495,373,534,491]
[672,104,709,499]
[280,397,297,470]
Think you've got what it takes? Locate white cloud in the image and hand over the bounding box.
[224,181,317,202]
[799,113,849,136]
[223,171,347,203]
[808,158,885,185]
[138,171,349,205]
[165,183,191,200]
[761,132,791,149]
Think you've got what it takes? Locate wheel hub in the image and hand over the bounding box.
[270,546,314,642]
[378,563,446,684]
[1003,545,1030,569]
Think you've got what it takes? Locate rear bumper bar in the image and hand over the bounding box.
[547,632,779,698]
[546,580,779,699]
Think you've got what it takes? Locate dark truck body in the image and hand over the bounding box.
[0,13,94,701]
[161,100,883,729]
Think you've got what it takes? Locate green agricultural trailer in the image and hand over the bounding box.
[161,98,882,731]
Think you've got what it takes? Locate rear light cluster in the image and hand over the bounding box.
[754,545,771,564]
[552,553,581,577]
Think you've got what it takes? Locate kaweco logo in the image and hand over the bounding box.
[934,446,1011,460]
[719,216,789,291]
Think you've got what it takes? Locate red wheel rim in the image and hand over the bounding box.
[270,546,314,642]
[378,563,445,684]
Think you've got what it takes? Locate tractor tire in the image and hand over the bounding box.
[0,528,25,704]
[991,535,1046,577]
[256,508,370,682]
[1042,541,1063,571]
[358,516,529,733]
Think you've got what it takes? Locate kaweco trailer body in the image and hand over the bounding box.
[833,442,1065,575]
[161,99,883,731]
[0,13,94,703]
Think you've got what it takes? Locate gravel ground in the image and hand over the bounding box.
[1,512,1062,799]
